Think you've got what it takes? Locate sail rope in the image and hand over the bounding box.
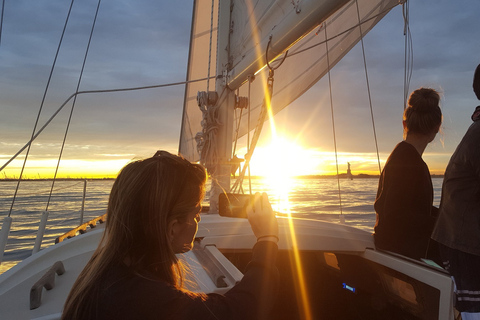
[265,36,288,71]
[45,0,102,212]
[231,89,243,160]
[197,87,226,176]
[323,23,344,219]
[7,0,76,218]
[355,0,382,174]
[0,75,216,175]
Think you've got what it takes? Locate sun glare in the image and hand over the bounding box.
[250,137,317,178]
[245,136,318,213]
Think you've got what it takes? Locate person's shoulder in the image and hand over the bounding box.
[468,120,480,134]
[456,121,480,151]
[104,264,177,297]
[387,141,417,162]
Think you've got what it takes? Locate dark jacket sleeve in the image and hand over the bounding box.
[177,241,279,320]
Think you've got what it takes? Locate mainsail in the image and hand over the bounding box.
[180,0,402,163]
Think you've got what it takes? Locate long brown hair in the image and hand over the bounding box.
[62,151,206,319]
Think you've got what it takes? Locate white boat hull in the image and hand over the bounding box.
[0,214,454,319]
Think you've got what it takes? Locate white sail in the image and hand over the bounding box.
[179,0,401,163]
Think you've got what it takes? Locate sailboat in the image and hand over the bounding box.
[0,0,455,319]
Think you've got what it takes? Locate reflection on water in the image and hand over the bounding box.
[0,177,443,274]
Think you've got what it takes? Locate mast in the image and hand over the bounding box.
[208,0,234,213]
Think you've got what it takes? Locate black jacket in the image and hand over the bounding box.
[374,141,438,260]
[87,241,278,320]
[432,120,480,255]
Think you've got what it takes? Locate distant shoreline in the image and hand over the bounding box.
[0,174,445,181]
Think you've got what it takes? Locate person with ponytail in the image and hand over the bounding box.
[374,88,442,261]
[62,150,278,320]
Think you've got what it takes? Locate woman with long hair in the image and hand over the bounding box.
[62,150,278,319]
[374,88,442,261]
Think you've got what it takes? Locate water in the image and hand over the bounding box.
[0,177,443,275]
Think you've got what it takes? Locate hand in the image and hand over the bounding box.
[246,192,278,242]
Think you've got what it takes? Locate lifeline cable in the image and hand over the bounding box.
[355,0,382,174]
[323,22,344,218]
[0,76,215,174]
[45,0,102,213]
[7,0,76,218]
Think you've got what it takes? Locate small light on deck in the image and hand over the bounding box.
[342,283,356,293]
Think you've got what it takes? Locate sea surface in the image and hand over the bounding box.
[0,177,443,275]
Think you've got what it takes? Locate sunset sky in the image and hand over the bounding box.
[0,0,479,179]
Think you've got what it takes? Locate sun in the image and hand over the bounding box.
[232,136,319,211]
[250,137,317,178]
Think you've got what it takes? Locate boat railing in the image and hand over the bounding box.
[0,179,102,266]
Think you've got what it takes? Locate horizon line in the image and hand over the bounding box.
[0,172,446,181]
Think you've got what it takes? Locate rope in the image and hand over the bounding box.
[0,76,215,173]
[45,0,102,212]
[7,0,75,218]
[266,35,288,71]
[355,0,382,174]
[231,76,253,194]
[199,86,226,175]
[323,23,344,217]
[403,0,413,109]
[232,89,242,156]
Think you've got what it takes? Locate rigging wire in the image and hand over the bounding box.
[323,22,344,219]
[230,72,272,193]
[231,37,281,193]
[45,0,102,212]
[355,0,382,174]
[0,76,216,174]
[7,0,76,218]
[247,76,252,195]
[403,0,413,109]
[0,0,4,46]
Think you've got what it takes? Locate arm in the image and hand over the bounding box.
[180,193,279,320]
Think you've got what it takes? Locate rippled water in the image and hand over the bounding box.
[0,177,443,274]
